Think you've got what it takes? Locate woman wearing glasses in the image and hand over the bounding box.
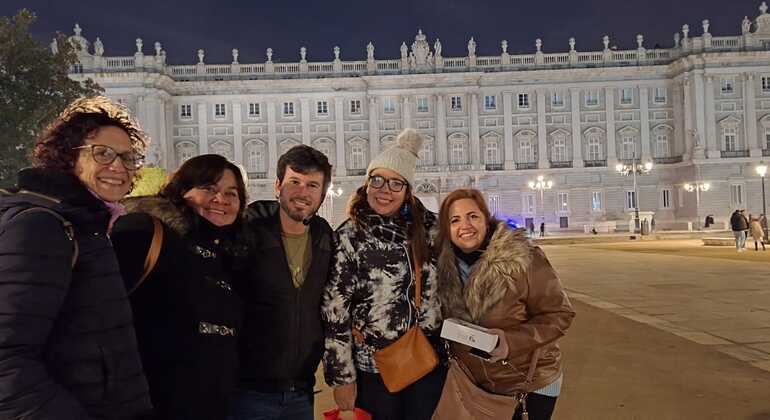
[111,154,251,419]
[322,129,445,420]
[0,97,153,418]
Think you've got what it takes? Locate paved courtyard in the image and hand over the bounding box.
[312,239,770,419]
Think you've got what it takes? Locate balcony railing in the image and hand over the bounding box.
[485,163,504,171]
[652,156,683,164]
[515,162,538,170]
[247,171,267,179]
[549,160,573,169]
[346,168,367,176]
[448,164,474,171]
[583,159,607,168]
[721,150,750,158]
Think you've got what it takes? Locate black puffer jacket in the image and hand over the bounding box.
[236,201,332,392]
[0,168,153,419]
[112,196,248,420]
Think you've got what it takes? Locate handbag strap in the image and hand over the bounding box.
[412,246,423,310]
[128,216,164,295]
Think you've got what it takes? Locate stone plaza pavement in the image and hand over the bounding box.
[312,239,770,419]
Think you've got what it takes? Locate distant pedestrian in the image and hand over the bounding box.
[650,216,656,233]
[540,221,546,237]
[749,216,765,251]
[730,209,749,251]
[528,221,535,237]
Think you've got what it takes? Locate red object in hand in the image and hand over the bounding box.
[323,408,372,420]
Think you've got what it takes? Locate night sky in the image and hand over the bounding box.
[1,0,763,65]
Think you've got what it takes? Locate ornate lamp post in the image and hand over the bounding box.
[615,152,653,234]
[757,162,768,242]
[528,175,553,230]
[683,181,711,206]
[325,182,343,226]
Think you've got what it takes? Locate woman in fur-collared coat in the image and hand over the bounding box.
[112,154,250,420]
[436,189,575,420]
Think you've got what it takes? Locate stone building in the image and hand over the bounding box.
[66,3,770,230]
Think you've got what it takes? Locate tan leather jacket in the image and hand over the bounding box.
[437,222,575,395]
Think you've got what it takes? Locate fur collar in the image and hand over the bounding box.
[122,196,191,236]
[437,221,533,322]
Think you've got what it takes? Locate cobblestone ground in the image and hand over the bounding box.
[311,239,770,419]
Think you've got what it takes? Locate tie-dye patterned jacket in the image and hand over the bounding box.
[322,206,442,386]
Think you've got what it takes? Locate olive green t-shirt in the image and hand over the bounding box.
[282,230,311,288]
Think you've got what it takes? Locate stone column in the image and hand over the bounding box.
[266,100,277,178]
[300,98,311,146]
[232,102,243,164]
[435,94,448,166]
[142,95,164,168]
[744,73,761,156]
[536,89,548,168]
[164,101,175,170]
[334,97,347,176]
[693,73,708,158]
[570,88,584,167]
[402,96,411,129]
[672,81,686,159]
[605,87,617,166]
[640,86,651,160]
[503,91,514,169]
[704,76,719,158]
[198,102,208,154]
[368,96,380,159]
[470,93,480,167]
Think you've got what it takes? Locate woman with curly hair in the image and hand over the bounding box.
[0,96,154,419]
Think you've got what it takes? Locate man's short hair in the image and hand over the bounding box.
[277,145,332,191]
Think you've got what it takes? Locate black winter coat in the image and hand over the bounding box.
[236,201,332,392]
[0,168,152,419]
[111,196,247,420]
[730,211,749,231]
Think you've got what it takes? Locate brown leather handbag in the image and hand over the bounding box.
[432,349,540,420]
[372,251,438,393]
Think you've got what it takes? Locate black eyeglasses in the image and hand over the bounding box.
[74,144,145,170]
[368,175,407,192]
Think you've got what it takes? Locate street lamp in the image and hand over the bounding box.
[325,182,343,226]
[683,181,711,207]
[528,175,553,233]
[615,152,653,234]
[757,162,768,242]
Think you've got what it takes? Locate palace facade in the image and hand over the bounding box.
[66,3,770,230]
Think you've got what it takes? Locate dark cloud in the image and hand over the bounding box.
[1,0,762,64]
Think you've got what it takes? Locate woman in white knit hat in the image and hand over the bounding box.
[322,128,446,419]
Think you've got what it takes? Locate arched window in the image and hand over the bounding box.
[587,135,603,160]
[313,138,335,166]
[482,133,501,165]
[551,134,567,162]
[175,141,196,165]
[655,134,669,158]
[448,134,468,165]
[350,140,367,169]
[418,137,435,166]
[279,139,301,156]
[245,140,266,173]
[211,141,233,160]
[621,136,636,160]
[518,136,534,162]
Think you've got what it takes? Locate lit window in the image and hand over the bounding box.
[214,103,226,118]
[317,101,328,115]
[557,192,569,212]
[484,95,497,110]
[626,191,637,209]
[518,93,530,109]
[417,97,429,113]
[451,96,462,111]
[661,189,672,209]
[350,142,366,169]
[621,88,633,105]
[384,98,396,113]
[180,104,192,119]
[350,99,362,114]
[283,102,295,116]
[591,191,602,212]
